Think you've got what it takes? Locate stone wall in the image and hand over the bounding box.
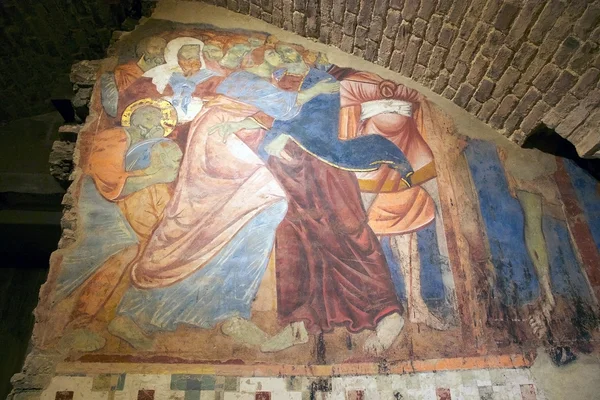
[0,0,151,122]
[202,0,600,158]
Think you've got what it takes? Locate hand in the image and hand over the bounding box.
[208,121,243,143]
[313,78,340,95]
[264,134,293,161]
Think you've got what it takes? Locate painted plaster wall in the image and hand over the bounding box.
[10,2,600,399]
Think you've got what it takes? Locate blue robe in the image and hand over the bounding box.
[261,68,414,177]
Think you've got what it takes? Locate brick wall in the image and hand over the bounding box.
[0,0,150,122]
[203,0,600,157]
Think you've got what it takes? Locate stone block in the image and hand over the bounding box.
[555,105,590,137]
[365,39,379,62]
[412,63,428,82]
[453,83,475,107]
[570,108,600,157]
[466,54,490,86]
[541,93,579,128]
[69,60,101,86]
[544,70,578,106]
[493,1,520,33]
[438,24,457,49]
[490,94,519,128]
[332,0,344,24]
[353,47,365,58]
[467,98,483,114]
[502,112,522,136]
[425,14,443,44]
[569,41,599,74]
[418,0,437,20]
[417,41,434,65]
[448,1,469,26]
[442,85,457,99]
[581,88,600,111]
[343,11,357,36]
[261,12,273,23]
[377,35,394,65]
[474,78,495,102]
[341,34,354,53]
[389,50,404,71]
[436,0,453,14]
[262,0,273,12]
[572,68,600,99]
[306,15,319,37]
[481,29,505,59]
[368,16,384,41]
[487,46,514,80]
[394,21,412,50]
[330,23,343,46]
[520,100,551,133]
[373,0,389,17]
[389,0,405,11]
[506,0,546,45]
[319,23,332,43]
[445,38,465,72]
[515,87,542,116]
[272,7,283,25]
[553,36,581,68]
[354,26,368,48]
[346,0,360,14]
[413,17,428,38]
[532,63,560,92]
[459,22,489,62]
[293,11,306,35]
[357,0,374,26]
[573,4,600,40]
[458,16,477,40]
[449,61,468,89]
[384,9,402,38]
[433,70,449,93]
[512,42,538,72]
[401,35,423,76]
[529,0,566,44]
[478,99,499,122]
[428,45,448,73]
[402,0,420,21]
[481,0,502,24]
[249,3,261,17]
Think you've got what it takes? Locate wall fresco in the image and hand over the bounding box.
[35,21,599,373]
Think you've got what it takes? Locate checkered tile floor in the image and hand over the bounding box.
[41,368,546,399]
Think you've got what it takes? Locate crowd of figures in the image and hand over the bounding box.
[44,28,599,363]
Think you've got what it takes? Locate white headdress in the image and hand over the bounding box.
[143,37,206,94]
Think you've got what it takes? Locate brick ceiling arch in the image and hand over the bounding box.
[202,0,600,158]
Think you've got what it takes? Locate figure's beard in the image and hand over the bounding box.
[144,55,165,68]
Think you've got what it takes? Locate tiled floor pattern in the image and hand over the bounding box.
[40,368,546,399]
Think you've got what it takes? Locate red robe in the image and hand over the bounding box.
[269,72,403,334]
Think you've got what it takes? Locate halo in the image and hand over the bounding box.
[121,98,178,137]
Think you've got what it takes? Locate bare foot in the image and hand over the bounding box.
[260,321,308,353]
[107,315,154,350]
[364,313,404,356]
[409,300,449,331]
[221,317,270,348]
[59,329,106,352]
[529,294,556,340]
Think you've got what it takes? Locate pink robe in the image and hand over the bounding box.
[130,96,286,289]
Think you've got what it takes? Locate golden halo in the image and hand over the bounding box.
[121,98,178,137]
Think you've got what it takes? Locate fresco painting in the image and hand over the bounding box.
[34,23,599,371]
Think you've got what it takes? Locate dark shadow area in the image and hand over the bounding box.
[523,124,600,181]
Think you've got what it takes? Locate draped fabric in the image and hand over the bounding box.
[266,68,403,334]
[338,71,436,235]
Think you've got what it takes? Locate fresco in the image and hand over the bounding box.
[34,22,599,372]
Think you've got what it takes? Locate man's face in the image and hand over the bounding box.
[276,45,302,63]
[203,44,224,62]
[177,44,202,76]
[142,37,166,68]
[131,106,164,137]
[219,44,251,69]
